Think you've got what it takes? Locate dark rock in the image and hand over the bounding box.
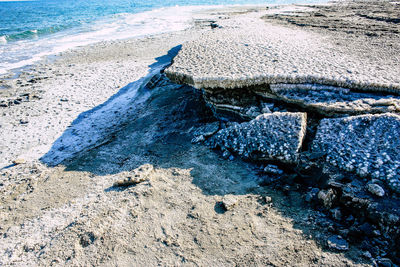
[268,83,400,116]
[377,258,394,267]
[331,208,342,221]
[191,135,205,144]
[359,223,374,237]
[363,250,372,259]
[210,22,221,29]
[263,164,283,175]
[367,183,385,197]
[79,232,96,248]
[318,189,336,209]
[305,188,319,202]
[327,235,349,251]
[193,122,220,138]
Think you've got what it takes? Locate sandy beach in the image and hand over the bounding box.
[1,2,399,266]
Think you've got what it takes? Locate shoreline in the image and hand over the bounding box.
[0,3,286,78]
[0,1,398,266]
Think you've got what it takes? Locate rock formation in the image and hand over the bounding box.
[312,113,400,193]
[165,13,400,192]
[165,8,400,261]
[208,112,307,163]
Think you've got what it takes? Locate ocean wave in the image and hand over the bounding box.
[4,25,72,42]
[0,5,220,74]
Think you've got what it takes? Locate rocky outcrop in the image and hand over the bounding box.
[165,14,400,93]
[165,7,400,262]
[208,112,307,163]
[262,84,400,116]
[312,113,400,193]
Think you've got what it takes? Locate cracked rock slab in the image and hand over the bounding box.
[312,113,400,193]
[165,14,400,93]
[261,83,400,116]
[208,112,307,163]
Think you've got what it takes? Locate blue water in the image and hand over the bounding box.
[0,0,324,74]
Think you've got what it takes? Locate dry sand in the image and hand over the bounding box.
[0,3,387,266]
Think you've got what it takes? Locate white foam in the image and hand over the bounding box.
[0,36,7,44]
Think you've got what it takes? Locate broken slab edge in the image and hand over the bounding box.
[165,70,400,95]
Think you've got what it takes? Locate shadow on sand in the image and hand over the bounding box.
[39,47,368,265]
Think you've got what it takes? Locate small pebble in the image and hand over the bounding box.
[367,183,385,197]
[327,235,349,251]
[221,195,238,211]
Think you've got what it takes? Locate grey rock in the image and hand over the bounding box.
[377,258,394,267]
[191,135,205,144]
[264,196,272,203]
[193,122,220,138]
[305,188,320,202]
[312,113,400,193]
[263,164,283,175]
[331,208,342,221]
[221,195,238,211]
[261,102,274,113]
[113,164,154,187]
[318,189,336,209]
[367,183,385,197]
[222,150,232,159]
[363,251,372,259]
[244,106,261,119]
[201,88,259,120]
[209,112,307,163]
[327,235,349,251]
[263,83,400,116]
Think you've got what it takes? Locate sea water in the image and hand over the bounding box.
[0,0,324,75]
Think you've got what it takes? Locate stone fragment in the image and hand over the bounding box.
[193,122,220,138]
[367,183,385,197]
[221,195,238,211]
[263,164,283,175]
[312,113,400,193]
[191,135,205,144]
[327,235,349,251]
[305,188,319,202]
[209,112,307,163]
[318,189,336,209]
[260,102,274,113]
[12,158,26,165]
[264,196,272,203]
[377,258,394,267]
[331,208,342,221]
[264,83,400,116]
[362,251,372,259]
[113,164,154,187]
[165,22,400,92]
